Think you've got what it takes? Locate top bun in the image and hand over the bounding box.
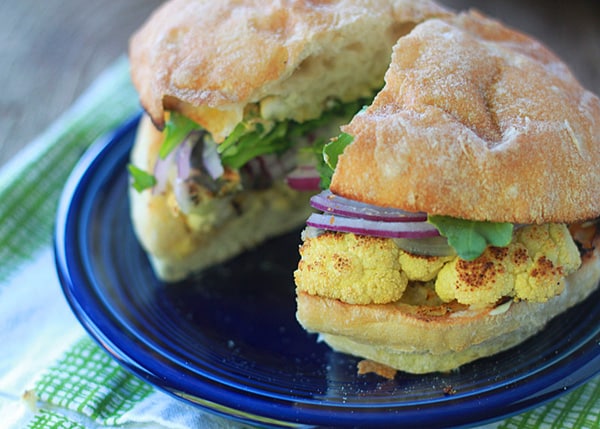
[129,0,450,141]
[331,11,600,224]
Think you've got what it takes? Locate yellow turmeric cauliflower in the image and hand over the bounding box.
[295,224,581,308]
[295,232,407,304]
[513,223,581,301]
[295,231,453,304]
[435,224,581,307]
[398,251,455,282]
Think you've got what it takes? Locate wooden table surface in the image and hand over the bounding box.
[2,0,598,168]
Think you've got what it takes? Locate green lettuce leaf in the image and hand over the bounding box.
[218,121,290,169]
[428,215,514,260]
[127,164,157,192]
[312,132,354,188]
[160,113,200,159]
[217,98,366,170]
[324,132,354,169]
[308,138,332,189]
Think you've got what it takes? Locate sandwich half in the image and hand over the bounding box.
[294,10,600,374]
[127,0,450,281]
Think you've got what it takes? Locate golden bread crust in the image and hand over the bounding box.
[331,11,600,224]
[129,0,450,140]
[296,235,600,373]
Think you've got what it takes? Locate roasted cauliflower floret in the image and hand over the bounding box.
[295,232,407,304]
[295,231,454,304]
[435,245,525,307]
[398,251,455,282]
[513,223,581,301]
[435,224,581,307]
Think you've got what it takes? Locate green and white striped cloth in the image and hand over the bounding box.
[0,57,599,429]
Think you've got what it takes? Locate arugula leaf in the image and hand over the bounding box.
[303,132,355,189]
[160,113,200,159]
[310,132,354,189]
[324,132,354,169]
[217,99,367,171]
[307,138,332,189]
[217,122,250,156]
[128,164,157,192]
[305,99,370,188]
[428,215,514,260]
[219,121,289,169]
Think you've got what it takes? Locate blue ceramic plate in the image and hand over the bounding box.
[55,115,600,428]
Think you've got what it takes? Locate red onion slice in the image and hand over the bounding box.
[202,137,224,180]
[310,190,427,222]
[152,150,175,195]
[173,178,193,214]
[176,137,194,180]
[174,131,224,182]
[306,213,440,239]
[286,165,321,191]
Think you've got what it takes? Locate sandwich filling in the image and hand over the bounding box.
[129,98,368,229]
[296,218,590,309]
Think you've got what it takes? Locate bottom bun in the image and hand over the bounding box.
[132,183,312,281]
[296,237,600,374]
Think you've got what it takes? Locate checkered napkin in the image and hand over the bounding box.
[0,57,598,429]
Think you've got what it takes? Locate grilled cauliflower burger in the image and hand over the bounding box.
[294,11,600,374]
[127,0,450,281]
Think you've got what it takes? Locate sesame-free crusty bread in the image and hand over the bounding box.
[129,0,451,141]
[296,234,600,374]
[128,0,452,280]
[331,11,600,224]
